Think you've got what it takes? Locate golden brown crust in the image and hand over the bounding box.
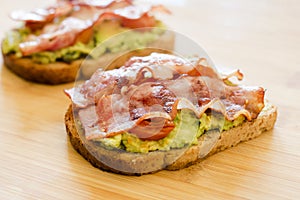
[64,102,277,175]
[64,105,171,175]
[3,53,82,84]
[166,102,278,170]
[2,30,175,85]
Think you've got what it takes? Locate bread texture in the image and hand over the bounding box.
[2,30,175,85]
[3,53,81,84]
[64,102,277,175]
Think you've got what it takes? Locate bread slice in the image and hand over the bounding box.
[2,54,82,84]
[64,102,277,175]
[2,30,175,85]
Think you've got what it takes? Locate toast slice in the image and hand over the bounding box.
[2,30,175,84]
[64,101,277,175]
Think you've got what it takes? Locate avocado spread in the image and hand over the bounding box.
[2,20,166,64]
[95,110,245,153]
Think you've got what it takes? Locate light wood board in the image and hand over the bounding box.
[1,0,300,199]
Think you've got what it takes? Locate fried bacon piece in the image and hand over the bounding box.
[65,53,265,141]
[11,1,170,56]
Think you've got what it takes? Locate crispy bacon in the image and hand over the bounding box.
[72,0,133,8]
[12,1,169,56]
[20,17,93,56]
[91,82,177,139]
[129,119,174,140]
[96,4,171,29]
[65,53,265,141]
[10,1,73,31]
[10,1,73,23]
[65,54,219,108]
[10,0,131,23]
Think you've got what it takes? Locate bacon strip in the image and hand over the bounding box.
[10,0,132,23]
[10,1,73,23]
[71,0,133,8]
[20,17,93,56]
[65,54,219,108]
[95,4,171,28]
[66,53,265,141]
[13,1,170,56]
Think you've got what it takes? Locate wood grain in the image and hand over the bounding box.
[1,0,300,199]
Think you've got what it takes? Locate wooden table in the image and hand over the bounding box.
[1,0,300,199]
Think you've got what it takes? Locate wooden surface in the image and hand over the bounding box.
[1,0,300,199]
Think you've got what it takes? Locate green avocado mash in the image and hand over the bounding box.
[2,20,166,64]
[122,109,199,153]
[2,28,30,58]
[94,110,246,153]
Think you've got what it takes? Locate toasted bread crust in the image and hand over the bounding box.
[3,53,82,84]
[64,102,277,175]
[2,30,175,84]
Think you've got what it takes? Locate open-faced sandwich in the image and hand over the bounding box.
[2,0,173,84]
[64,52,277,175]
